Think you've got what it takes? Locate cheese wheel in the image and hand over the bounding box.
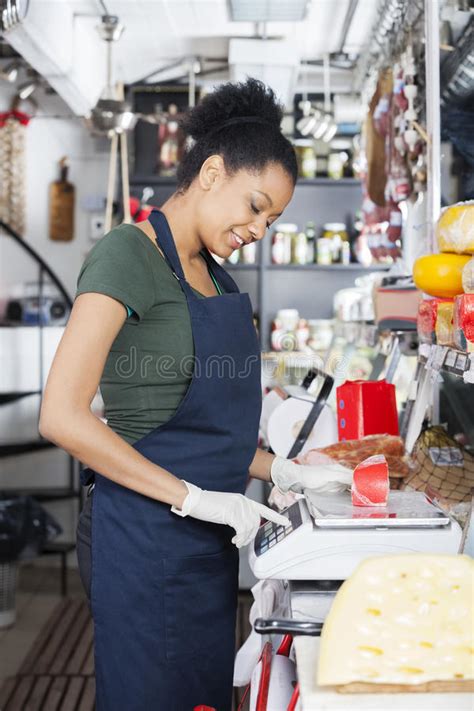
[317,554,474,687]
[351,454,389,506]
[413,253,471,298]
[436,201,474,254]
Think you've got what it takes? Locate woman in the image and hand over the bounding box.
[40,79,350,710]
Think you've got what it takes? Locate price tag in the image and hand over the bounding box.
[455,353,467,371]
[432,345,447,371]
[444,349,457,369]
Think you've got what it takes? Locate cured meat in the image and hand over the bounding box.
[299,435,414,481]
[351,454,389,507]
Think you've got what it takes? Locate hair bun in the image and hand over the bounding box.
[180,78,283,140]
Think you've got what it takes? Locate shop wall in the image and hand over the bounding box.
[0,89,109,299]
[0,87,109,546]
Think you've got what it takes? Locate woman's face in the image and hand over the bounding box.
[195,158,295,259]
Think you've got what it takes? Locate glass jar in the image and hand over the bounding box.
[317,238,332,265]
[242,241,257,264]
[291,231,308,265]
[328,153,344,180]
[293,140,316,179]
[271,224,296,265]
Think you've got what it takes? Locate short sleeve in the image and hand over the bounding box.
[75,226,155,320]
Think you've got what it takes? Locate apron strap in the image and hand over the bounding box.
[148,209,197,297]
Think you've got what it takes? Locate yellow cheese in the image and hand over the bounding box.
[435,301,455,346]
[317,554,474,687]
[437,201,474,254]
[413,253,471,298]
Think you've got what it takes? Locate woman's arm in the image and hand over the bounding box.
[39,292,188,509]
[248,447,275,482]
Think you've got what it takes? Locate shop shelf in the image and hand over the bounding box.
[224,263,260,270]
[0,391,40,405]
[2,486,81,501]
[296,177,362,186]
[266,263,391,271]
[0,440,55,458]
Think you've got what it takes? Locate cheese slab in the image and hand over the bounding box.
[351,454,389,507]
[317,555,474,688]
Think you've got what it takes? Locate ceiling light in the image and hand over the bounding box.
[0,0,29,32]
[18,79,38,99]
[229,0,309,22]
[322,121,338,142]
[296,113,317,136]
[1,60,20,82]
[313,114,330,140]
[96,14,124,43]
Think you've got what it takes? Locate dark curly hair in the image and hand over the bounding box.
[176,78,297,191]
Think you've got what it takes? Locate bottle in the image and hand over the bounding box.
[158,104,182,176]
[296,318,310,351]
[341,241,351,265]
[317,238,332,265]
[227,248,240,265]
[271,225,295,264]
[305,221,316,263]
[292,231,307,265]
[242,241,257,264]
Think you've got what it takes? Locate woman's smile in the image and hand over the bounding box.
[229,229,247,250]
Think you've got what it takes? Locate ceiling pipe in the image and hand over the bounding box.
[336,0,360,54]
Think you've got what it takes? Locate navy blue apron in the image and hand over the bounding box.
[86,209,261,710]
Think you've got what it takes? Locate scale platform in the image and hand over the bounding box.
[305,489,451,528]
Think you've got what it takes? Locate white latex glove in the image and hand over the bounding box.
[270,456,352,494]
[171,481,290,548]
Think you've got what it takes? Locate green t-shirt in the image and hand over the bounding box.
[75,223,219,444]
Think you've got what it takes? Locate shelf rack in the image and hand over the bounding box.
[129,176,391,349]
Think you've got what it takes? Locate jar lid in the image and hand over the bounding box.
[323,222,346,231]
[274,223,298,232]
[277,309,299,317]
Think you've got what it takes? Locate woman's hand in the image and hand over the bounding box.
[172,481,290,548]
[270,456,352,494]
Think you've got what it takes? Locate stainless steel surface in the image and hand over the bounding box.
[306,490,451,528]
[254,616,323,636]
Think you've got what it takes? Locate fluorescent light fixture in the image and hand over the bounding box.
[18,79,37,99]
[322,121,338,142]
[1,60,20,82]
[313,114,330,140]
[229,0,309,22]
[296,113,317,136]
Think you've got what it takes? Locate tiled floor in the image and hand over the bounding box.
[0,563,85,687]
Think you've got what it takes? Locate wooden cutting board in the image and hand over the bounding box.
[334,679,474,694]
[49,156,75,241]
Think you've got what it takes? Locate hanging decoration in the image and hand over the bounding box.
[0,107,30,236]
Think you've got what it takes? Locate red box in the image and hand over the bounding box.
[336,380,399,441]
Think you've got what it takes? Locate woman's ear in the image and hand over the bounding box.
[198,154,226,191]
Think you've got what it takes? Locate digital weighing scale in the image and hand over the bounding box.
[249,490,462,581]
